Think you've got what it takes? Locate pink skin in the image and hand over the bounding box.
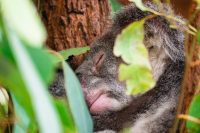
[81,78,114,114]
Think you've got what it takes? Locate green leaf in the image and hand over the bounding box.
[26,46,57,86]
[197,31,200,44]
[129,0,147,11]
[0,0,46,47]
[0,16,35,121]
[0,53,35,120]
[59,46,90,61]
[63,62,93,133]
[119,64,155,94]
[187,94,200,133]
[54,99,76,133]
[109,0,122,12]
[114,20,150,67]
[12,94,35,133]
[8,31,62,133]
[114,20,155,95]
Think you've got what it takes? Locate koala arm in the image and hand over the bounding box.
[131,100,176,133]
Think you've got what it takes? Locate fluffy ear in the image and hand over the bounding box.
[91,51,106,74]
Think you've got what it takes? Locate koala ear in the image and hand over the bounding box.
[91,51,106,74]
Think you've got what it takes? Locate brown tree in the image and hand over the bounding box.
[37,0,111,68]
[174,1,200,133]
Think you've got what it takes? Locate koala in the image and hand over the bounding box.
[49,2,185,133]
[75,2,185,133]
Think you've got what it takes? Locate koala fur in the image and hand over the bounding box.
[50,2,185,133]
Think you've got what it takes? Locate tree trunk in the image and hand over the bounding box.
[37,0,111,68]
[175,2,200,133]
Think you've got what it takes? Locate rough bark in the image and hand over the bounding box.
[37,0,111,68]
[173,2,200,133]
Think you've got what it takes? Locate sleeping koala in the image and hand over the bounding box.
[49,2,185,133]
[75,2,185,133]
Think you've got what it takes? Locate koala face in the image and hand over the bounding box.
[76,40,132,115]
[75,29,165,115]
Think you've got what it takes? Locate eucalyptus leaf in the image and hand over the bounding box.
[0,0,46,46]
[8,31,62,133]
[26,46,58,86]
[197,31,200,44]
[109,0,123,13]
[114,20,150,67]
[12,94,32,133]
[63,62,93,133]
[59,46,90,61]
[187,94,200,133]
[0,52,34,120]
[114,20,155,95]
[119,64,155,95]
[54,99,76,132]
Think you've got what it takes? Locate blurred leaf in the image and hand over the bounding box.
[26,46,58,86]
[0,88,9,133]
[0,88,9,108]
[114,20,150,66]
[63,62,93,133]
[119,64,155,94]
[109,0,122,12]
[11,95,35,133]
[0,54,35,120]
[0,15,36,123]
[197,31,200,44]
[187,94,200,133]
[54,99,76,132]
[59,46,90,61]
[196,0,200,5]
[129,0,147,11]
[114,20,155,95]
[0,0,46,47]
[8,31,62,133]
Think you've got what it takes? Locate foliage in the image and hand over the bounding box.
[59,47,90,61]
[114,19,155,94]
[187,95,200,133]
[109,0,122,13]
[63,62,93,133]
[0,0,92,133]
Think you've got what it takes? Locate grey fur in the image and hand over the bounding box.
[49,69,66,97]
[49,2,185,133]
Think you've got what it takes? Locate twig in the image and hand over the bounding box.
[178,114,200,125]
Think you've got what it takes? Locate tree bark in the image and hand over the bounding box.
[37,0,111,68]
[173,2,200,133]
